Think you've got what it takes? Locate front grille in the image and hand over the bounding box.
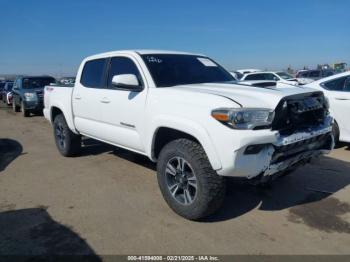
[272,92,328,135]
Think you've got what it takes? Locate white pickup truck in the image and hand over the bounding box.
[44,50,334,220]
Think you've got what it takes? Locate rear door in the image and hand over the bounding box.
[72,58,108,138]
[322,75,350,141]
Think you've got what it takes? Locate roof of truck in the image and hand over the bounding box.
[84,50,204,60]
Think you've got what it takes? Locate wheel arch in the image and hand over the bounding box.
[50,105,78,134]
[148,120,222,171]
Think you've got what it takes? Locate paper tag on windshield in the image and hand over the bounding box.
[197,57,217,67]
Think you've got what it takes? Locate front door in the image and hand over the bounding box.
[97,55,147,153]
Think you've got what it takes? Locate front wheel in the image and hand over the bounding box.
[332,121,340,145]
[157,139,226,220]
[21,101,30,117]
[53,114,81,157]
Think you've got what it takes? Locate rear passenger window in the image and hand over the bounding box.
[323,77,347,91]
[80,59,107,88]
[309,71,320,78]
[245,74,263,80]
[264,74,277,80]
[298,72,308,77]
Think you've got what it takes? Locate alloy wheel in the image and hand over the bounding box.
[55,122,66,149]
[165,156,197,205]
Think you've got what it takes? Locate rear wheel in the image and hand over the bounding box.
[53,114,81,157]
[157,139,226,220]
[12,100,20,112]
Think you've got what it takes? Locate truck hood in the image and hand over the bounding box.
[168,82,320,109]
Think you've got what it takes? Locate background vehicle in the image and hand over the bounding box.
[58,77,76,85]
[12,76,56,117]
[0,81,5,100]
[241,71,300,85]
[296,69,335,80]
[44,50,333,220]
[305,71,350,143]
[1,81,14,105]
[229,71,243,80]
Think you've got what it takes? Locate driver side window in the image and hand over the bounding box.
[344,77,350,92]
[107,57,143,88]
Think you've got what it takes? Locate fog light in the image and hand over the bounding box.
[244,144,267,155]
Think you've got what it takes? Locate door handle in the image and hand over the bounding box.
[74,95,82,100]
[100,97,110,104]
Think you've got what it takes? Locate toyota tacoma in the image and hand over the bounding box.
[44,50,334,220]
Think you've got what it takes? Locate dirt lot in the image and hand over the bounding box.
[1,102,350,256]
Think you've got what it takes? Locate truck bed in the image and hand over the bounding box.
[43,84,76,132]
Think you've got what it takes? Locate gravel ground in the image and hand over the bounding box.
[1,103,350,256]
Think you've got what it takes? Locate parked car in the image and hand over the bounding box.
[44,50,333,220]
[12,76,56,117]
[296,69,335,80]
[305,71,350,143]
[241,71,300,85]
[1,81,14,105]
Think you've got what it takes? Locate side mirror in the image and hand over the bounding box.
[111,74,142,91]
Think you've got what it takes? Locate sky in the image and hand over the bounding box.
[0,0,349,76]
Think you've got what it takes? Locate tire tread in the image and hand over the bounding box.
[157,138,226,220]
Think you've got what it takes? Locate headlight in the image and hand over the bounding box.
[24,92,37,100]
[211,108,275,130]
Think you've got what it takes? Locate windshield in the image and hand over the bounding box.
[22,77,55,89]
[141,54,234,87]
[276,72,294,80]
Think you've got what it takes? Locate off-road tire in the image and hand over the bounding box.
[53,114,81,157]
[157,138,226,220]
[332,121,340,145]
[12,100,20,112]
[21,101,30,117]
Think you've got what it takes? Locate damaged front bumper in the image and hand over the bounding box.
[217,116,334,179]
[264,124,333,177]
